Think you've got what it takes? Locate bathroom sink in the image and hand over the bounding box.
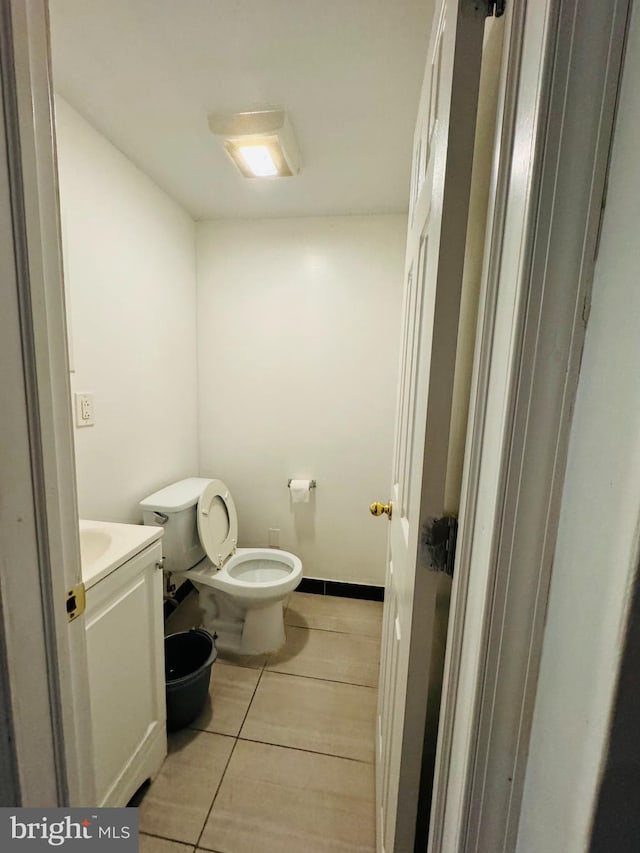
[79,526,112,565]
[78,518,163,589]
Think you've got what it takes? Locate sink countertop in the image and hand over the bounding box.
[79,519,163,590]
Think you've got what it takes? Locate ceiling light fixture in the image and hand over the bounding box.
[208,108,301,179]
[237,144,279,177]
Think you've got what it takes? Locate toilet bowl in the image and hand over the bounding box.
[140,478,302,655]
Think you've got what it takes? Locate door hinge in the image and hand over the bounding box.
[66,582,86,622]
[421,516,459,577]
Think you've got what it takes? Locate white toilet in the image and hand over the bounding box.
[140,477,302,655]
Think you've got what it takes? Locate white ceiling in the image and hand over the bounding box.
[49,0,433,220]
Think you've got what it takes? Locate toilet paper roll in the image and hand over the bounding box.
[289,479,311,503]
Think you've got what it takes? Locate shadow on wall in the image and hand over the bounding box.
[291,495,316,544]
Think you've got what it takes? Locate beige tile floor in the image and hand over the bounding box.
[140,590,383,853]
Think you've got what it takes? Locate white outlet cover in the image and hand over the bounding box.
[74,392,95,427]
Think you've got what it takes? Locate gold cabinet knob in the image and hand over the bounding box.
[370,501,392,520]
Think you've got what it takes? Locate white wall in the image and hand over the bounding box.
[517,6,640,850]
[196,216,406,585]
[55,97,198,522]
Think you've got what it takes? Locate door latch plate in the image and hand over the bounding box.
[66,582,86,622]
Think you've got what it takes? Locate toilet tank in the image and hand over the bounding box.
[139,478,212,574]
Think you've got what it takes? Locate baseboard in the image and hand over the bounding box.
[297,577,384,602]
[165,578,385,616]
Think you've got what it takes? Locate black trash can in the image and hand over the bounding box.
[164,628,217,731]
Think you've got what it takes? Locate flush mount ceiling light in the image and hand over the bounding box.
[208,108,301,178]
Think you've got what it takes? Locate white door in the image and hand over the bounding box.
[376,2,489,850]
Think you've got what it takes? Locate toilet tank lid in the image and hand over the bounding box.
[139,478,213,513]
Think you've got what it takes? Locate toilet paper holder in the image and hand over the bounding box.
[287,479,317,489]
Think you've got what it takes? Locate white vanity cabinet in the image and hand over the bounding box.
[83,534,166,806]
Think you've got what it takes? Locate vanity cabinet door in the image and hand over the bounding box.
[85,540,167,806]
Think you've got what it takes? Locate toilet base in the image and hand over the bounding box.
[241,602,286,655]
[195,585,286,656]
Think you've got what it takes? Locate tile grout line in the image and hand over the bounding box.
[139,830,189,848]
[140,829,210,851]
[160,724,238,848]
[284,621,383,639]
[264,666,379,690]
[186,653,267,737]
[235,734,376,766]
[284,618,383,635]
[237,656,267,736]
[286,623,383,634]
[193,657,268,850]
[193,735,239,851]
[152,727,238,848]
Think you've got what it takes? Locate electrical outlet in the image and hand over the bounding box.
[74,392,95,427]
[268,528,280,548]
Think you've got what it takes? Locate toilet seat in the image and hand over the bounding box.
[197,480,238,568]
[193,480,302,599]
